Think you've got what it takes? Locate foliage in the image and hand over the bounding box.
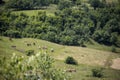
[65,56,78,65]
[6,0,53,10]
[111,46,116,53]
[0,52,69,80]
[4,30,21,38]
[92,68,103,78]
[58,0,72,10]
[0,54,27,80]
[26,50,34,56]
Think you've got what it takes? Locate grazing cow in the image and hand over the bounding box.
[11,45,16,49]
[66,69,76,73]
[42,46,47,50]
[27,43,31,46]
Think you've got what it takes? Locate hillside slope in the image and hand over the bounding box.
[0,36,120,80]
[0,36,120,67]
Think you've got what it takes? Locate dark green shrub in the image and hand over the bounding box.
[92,68,103,78]
[65,56,78,65]
[111,46,116,53]
[26,50,34,56]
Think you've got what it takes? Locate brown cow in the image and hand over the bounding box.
[42,46,47,50]
[27,43,31,46]
[33,42,36,45]
[11,45,16,49]
[66,69,76,73]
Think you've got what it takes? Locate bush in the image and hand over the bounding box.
[111,46,116,53]
[26,50,34,56]
[92,68,103,78]
[0,52,69,80]
[65,56,78,65]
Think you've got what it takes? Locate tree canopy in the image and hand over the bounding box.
[0,0,120,47]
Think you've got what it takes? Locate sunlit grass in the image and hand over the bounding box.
[0,36,120,80]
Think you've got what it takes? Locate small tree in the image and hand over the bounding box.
[111,46,116,53]
[26,50,34,56]
[65,56,78,65]
[92,68,103,78]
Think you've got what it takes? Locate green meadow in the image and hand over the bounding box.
[0,36,120,80]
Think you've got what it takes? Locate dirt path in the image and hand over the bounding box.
[111,58,120,70]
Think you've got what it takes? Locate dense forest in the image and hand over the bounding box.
[0,0,120,47]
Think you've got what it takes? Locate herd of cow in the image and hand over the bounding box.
[10,39,76,73]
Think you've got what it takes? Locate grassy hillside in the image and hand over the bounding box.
[0,36,120,80]
[86,39,120,53]
[0,36,120,65]
[12,4,57,16]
